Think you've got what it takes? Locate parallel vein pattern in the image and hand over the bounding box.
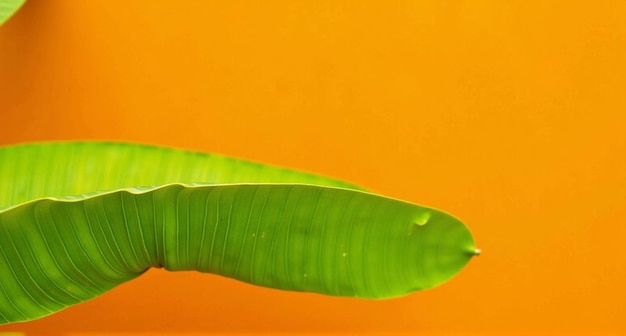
[0,142,360,211]
[0,142,476,325]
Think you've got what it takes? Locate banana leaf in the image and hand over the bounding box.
[0,142,477,325]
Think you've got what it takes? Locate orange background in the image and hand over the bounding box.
[1,1,625,334]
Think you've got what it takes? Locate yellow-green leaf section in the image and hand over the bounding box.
[0,0,25,26]
[0,142,477,325]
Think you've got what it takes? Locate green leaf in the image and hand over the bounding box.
[0,141,362,211]
[0,0,25,26]
[0,142,477,325]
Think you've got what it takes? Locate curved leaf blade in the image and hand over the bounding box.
[0,142,477,325]
[0,183,475,324]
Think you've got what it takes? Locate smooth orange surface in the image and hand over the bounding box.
[0,1,625,334]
